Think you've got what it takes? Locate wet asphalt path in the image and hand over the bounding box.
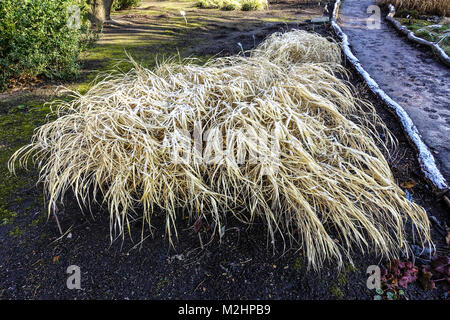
[338,0,450,182]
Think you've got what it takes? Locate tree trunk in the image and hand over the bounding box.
[91,0,114,25]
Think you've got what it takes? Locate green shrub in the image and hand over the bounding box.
[241,0,267,11]
[221,0,242,10]
[113,0,142,11]
[196,0,267,11]
[196,0,222,9]
[0,0,93,91]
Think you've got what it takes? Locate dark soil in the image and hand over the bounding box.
[0,2,449,301]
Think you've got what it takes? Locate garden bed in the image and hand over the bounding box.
[394,9,449,56]
[0,0,448,300]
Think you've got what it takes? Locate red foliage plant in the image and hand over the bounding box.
[419,256,450,290]
[381,259,418,290]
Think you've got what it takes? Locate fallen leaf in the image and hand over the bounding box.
[401,180,417,189]
[52,256,60,263]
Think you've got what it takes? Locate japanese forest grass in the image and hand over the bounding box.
[9,30,431,269]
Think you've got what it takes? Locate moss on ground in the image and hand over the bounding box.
[0,209,17,225]
[337,272,348,286]
[0,103,53,234]
[29,212,47,227]
[397,17,450,55]
[328,262,358,299]
[9,226,25,237]
[292,256,303,271]
[154,276,170,297]
[329,283,344,299]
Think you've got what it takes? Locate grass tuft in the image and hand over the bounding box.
[378,0,449,16]
[9,30,431,269]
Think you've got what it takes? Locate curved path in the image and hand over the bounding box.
[338,0,450,182]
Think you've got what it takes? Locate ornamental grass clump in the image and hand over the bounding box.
[10,30,431,269]
[378,0,449,16]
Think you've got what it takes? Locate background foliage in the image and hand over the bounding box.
[113,0,142,11]
[196,0,267,11]
[0,0,94,90]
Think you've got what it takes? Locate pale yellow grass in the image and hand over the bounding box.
[379,0,449,16]
[9,30,431,269]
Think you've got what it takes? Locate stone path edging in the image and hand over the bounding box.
[331,0,448,192]
[385,4,450,67]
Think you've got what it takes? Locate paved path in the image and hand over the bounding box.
[338,0,450,181]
